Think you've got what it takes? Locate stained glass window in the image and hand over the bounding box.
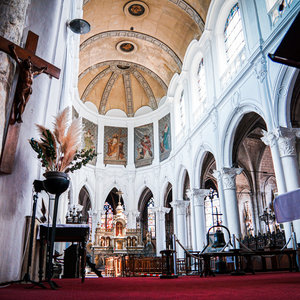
[179,91,185,129]
[101,202,114,230]
[147,198,156,238]
[197,59,207,103]
[224,3,245,63]
[204,189,222,233]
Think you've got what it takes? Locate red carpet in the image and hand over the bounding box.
[1,272,300,300]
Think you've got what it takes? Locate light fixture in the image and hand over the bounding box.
[68,19,91,34]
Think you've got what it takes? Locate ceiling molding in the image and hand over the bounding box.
[80,30,182,69]
[81,67,111,101]
[79,60,168,91]
[132,69,157,110]
[123,73,134,117]
[168,0,205,31]
[99,72,120,114]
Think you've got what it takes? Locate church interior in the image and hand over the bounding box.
[1,0,300,298]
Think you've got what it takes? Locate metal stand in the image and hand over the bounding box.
[45,193,62,289]
[0,180,46,288]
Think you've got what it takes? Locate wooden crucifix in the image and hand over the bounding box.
[0,31,61,174]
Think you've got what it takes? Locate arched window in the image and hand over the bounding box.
[147,198,156,238]
[197,59,207,103]
[101,202,114,230]
[179,90,186,130]
[224,3,245,64]
[204,189,222,233]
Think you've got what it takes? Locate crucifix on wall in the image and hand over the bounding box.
[0,31,61,174]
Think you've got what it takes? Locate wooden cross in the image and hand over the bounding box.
[0,31,61,174]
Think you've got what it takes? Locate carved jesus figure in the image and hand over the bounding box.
[9,44,47,124]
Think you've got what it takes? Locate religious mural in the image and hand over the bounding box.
[104,126,128,166]
[159,113,171,162]
[134,123,154,167]
[82,118,98,166]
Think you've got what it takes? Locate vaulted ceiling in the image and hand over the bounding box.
[78,0,211,117]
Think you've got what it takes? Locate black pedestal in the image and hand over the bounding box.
[160,250,178,279]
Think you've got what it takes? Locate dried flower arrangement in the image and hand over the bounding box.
[29,107,96,173]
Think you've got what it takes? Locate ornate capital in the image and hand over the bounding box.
[154,206,171,221]
[276,127,300,157]
[212,169,221,181]
[170,200,189,215]
[261,129,278,147]
[187,188,210,206]
[221,167,243,190]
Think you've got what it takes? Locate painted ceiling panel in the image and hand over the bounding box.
[79,0,211,117]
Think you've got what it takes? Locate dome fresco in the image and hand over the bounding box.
[79,0,211,117]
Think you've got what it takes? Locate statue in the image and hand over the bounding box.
[8,44,47,124]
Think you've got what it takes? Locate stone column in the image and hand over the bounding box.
[277,127,300,239]
[221,167,243,240]
[88,209,98,244]
[0,0,30,157]
[213,170,228,227]
[186,189,196,250]
[155,206,170,255]
[192,189,210,250]
[171,200,189,258]
[261,129,292,242]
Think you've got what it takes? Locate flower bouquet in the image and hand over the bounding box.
[29,107,96,173]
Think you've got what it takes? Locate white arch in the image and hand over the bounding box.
[101,183,128,210]
[160,179,173,206]
[136,184,155,211]
[221,101,267,167]
[274,66,299,127]
[193,143,216,188]
[76,180,95,209]
[175,164,189,199]
[182,39,199,72]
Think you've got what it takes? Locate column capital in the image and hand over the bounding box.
[220,167,243,190]
[187,188,210,206]
[154,206,171,221]
[276,127,300,157]
[170,200,189,215]
[212,169,222,181]
[261,129,278,147]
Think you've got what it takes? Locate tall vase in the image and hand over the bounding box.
[43,171,69,288]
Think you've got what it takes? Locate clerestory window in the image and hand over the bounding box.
[224,3,245,64]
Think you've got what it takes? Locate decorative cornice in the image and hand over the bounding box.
[168,0,204,32]
[80,30,182,69]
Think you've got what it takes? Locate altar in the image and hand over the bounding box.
[92,198,144,276]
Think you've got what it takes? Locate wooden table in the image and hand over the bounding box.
[38,224,89,283]
[198,249,299,277]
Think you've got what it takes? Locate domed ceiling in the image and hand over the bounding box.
[78,0,211,117]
